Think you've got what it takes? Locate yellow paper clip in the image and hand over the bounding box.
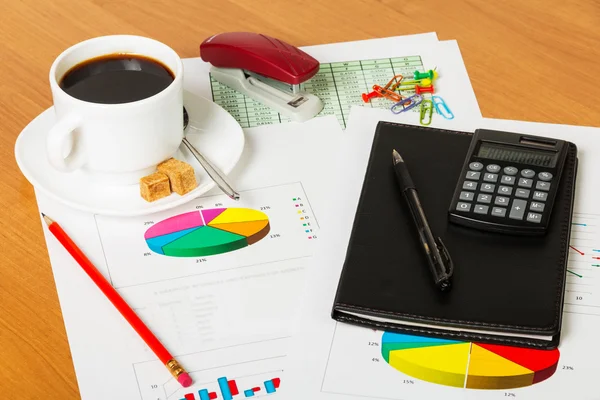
[398,78,432,87]
[372,84,401,102]
[419,99,433,125]
[383,74,404,91]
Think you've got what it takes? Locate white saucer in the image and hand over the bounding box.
[15,90,245,217]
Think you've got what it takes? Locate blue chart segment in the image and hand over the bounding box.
[179,376,280,400]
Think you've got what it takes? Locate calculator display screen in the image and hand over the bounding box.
[477,142,558,167]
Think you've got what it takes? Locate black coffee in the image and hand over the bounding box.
[59,54,174,104]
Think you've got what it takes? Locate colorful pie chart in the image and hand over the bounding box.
[381,332,560,389]
[144,208,270,257]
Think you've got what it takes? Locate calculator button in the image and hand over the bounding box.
[503,166,518,175]
[518,178,533,188]
[500,175,515,185]
[477,194,492,204]
[492,207,507,217]
[531,202,545,212]
[509,199,527,220]
[521,169,535,178]
[480,183,495,193]
[515,189,530,198]
[527,212,542,223]
[483,173,498,182]
[498,186,513,195]
[536,181,551,191]
[486,164,501,173]
[494,196,510,206]
[456,202,472,212]
[538,172,553,181]
[460,191,475,201]
[533,191,548,201]
[474,205,489,215]
[463,181,477,190]
[469,162,484,171]
[466,171,481,180]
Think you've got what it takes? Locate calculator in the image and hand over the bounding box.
[448,128,569,235]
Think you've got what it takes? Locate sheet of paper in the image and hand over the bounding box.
[36,114,343,400]
[282,106,600,400]
[190,33,482,130]
[32,32,483,400]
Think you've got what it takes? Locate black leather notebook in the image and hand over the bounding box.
[331,121,578,349]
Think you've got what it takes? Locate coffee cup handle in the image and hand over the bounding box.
[47,113,86,172]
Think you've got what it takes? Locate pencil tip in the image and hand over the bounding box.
[41,213,53,225]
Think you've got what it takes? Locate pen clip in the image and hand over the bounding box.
[435,236,454,280]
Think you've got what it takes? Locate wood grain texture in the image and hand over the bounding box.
[1,0,599,398]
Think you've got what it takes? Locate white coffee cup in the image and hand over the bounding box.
[47,35,184,185]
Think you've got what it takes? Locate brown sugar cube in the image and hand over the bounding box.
[157,157,197,195]
[140,172,171,202]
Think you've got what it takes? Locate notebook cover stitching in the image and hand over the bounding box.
[334,314,556,349]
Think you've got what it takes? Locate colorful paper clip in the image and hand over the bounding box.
[371,84,401,102]
[397,78,432,88]
[415,84,435,95]
[414,69,438,81]
[419,99,433,126]
[362,75,405,102]
[383,74,404,91]
[390,94,423,114]
[432,95,454,120]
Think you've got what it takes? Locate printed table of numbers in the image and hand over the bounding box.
[209,56,425,129]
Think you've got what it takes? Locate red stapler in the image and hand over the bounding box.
[200,32,324,122]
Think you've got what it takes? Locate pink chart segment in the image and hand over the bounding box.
[144,211,204,239]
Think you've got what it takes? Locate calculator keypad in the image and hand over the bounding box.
[454,163,555,223]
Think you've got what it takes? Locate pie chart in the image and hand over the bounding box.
[381,332,559,390]
[144,208,270,257]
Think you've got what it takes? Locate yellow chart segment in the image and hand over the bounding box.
[207,208,268,225]
[388,343,470,388]
[466,345,534,389]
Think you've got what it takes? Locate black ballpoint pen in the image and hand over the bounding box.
[392,149,454,291]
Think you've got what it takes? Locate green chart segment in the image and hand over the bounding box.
[144,208,270,257]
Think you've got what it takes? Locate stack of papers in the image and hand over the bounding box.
[32,31,600,400]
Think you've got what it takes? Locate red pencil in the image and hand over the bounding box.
[42,213,192,388]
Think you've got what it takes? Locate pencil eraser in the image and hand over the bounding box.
[178,372,192,387]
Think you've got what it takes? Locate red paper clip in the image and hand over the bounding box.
[372,85,401,102]
[383,74,404,91]
[415,84,435,95]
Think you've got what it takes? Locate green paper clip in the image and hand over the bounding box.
[419,99,433,125]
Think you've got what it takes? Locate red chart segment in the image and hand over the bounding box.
[475,343,560,384]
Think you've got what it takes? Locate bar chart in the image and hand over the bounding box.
[179,376,280,400]
[133,337,288,400]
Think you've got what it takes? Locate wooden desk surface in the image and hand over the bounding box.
[1,0,599,397]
